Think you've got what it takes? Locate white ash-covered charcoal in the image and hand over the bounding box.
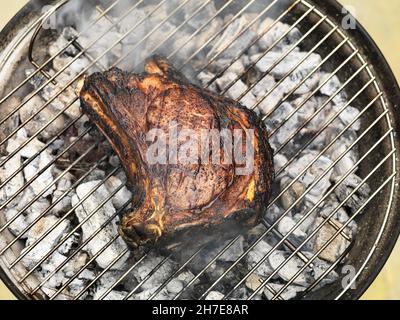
[131,252,177,292]
[5,125,29,153]
[245,273,263,292]
[292,95,318,124]
[21,215,71,268]
[319,73,342,97]
[115,170,128,185]
[93,289,128,300]
[241,54,252,68]
[251,74,276,97]
[245,223,267,245]
[215,71,239,92]
[269,102,299,146]
[228,287,249,301]
[74,114,92,142]
[0,153,24,205]
[69,99,85,122]
[303,120,345,155]
[251,75,288,115]
[306,253,339,287]
[18,137,49,162]
[202,260,244,291]
[23,148,56,198]
[256,87,286,117]
[82,169,105,183]
[25,68,47,90]
[116,7,149,38]
[257,18,302,52]
[197,71,218,93]
[173,18,223,62]
[328,129,358,153]
[273,154,287,173]
[41,83,81,120]
[146,270,195,299]
[176,269,196,284]
[52,172,75,215]
[57,233,80,259]
[183,1,217,30]
[286,152,334,205]
[215,72,258,109]
[318,200,357,236]
[305,155,334,204]
[143,21,176,54]
[104,176,132,210]
[265,204,286,225]
[2,206,28,238]
[338,106,361,131]
[246,239,274,277]
[263,282,305,300]
[40,248,95,299]
[25,192,51,221]
[277,216,307,244]
[311,217,350,264]
[271,77,297,97]
[268,251,308,286]
[77,11,122,69]
[36,251,69,295]
[108,155,120,168]
[252,74,287,116]
[49,139,65,153]
[251,51,322,80]
[90,269,124,299]
[292,209,318,239]
[299,130,326,155]
[331,91,349,110]
[0,96,20,154]
[189,236,245,269]
[327,140,357,178]
[279,176,305,210]
[205,291,225,300]
[1,179,48,238]
[165,278,184,295]
[290,71,321,95]
[218,236,245,262]
[318,73,348,111]
[48,27,80,58]
[208,15,257,60]
[247,41,260,58]
[129,287,170,300]
[1,144,48,235]
[209,58,245,76]
[267,102,296,131]
[332,174,370,213]
[52,55,89,80]
[71,180,129,269]
[68,269,97,298]
[197,236,245,263]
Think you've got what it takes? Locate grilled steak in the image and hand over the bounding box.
[79,55,274,249]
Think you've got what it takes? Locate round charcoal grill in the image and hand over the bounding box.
[0,0,399,300]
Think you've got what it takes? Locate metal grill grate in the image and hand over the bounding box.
[0,0,397,300]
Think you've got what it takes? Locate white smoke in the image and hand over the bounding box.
[36,0,292,72]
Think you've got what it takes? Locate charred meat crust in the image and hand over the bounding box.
[79,55,274,249]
